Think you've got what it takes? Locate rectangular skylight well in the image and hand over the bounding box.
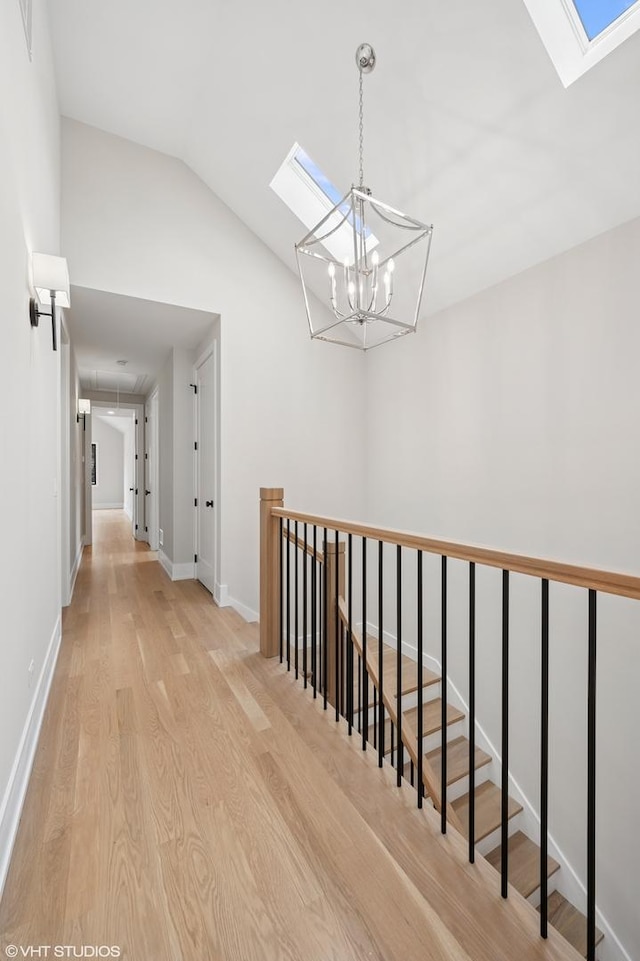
[270,143,378,264]
[522,0,640,85]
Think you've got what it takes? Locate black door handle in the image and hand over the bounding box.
[145,489,151,495]
[205,500,214,507]
[129,487,134,491]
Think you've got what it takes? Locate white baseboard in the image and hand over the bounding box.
[93,502,124,510]
[0,615,63,899]
[158,551,195,582]
[214,582,258,623]
[214,581,229,607]
[363,620,631,961]
[173,562,195,580]
[69,539,84,602]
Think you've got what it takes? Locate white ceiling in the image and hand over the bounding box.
[65,286,216,393]
[50,0,640,319]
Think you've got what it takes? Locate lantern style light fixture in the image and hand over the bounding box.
[29,252,71,352]
[295,43,433,351]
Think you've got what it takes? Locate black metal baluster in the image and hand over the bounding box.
[347,533,353,735]
[441,555,448,834]
[312,526,317,699]
[417,551,424,809]
[279,517,283,663]
[540,578,549,936]
[373,688,377,749]
[335,529,340,723]
[294,521,299,680]
[410,760,414,787]
[390,722,394,767]
[286,519,291,672]
[501,569,510,898]
[396,545,403,787]
[358,654,362,734]
[323,528,328,709]
[303,523,308,689]
[378,540,385,767]
[362,537,368,751]
[469,562,476,862]
[587,590,597,961]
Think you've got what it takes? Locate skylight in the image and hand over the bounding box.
[270,143,378,264]
[522,0,640,85]
[572,0,638,39]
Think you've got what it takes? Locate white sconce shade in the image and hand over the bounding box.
[78,398,91,416]
[32,253,70,308]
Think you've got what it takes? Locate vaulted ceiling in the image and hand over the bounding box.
[50,0,640,320]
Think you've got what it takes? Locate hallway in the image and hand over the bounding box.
[0,512,582,961]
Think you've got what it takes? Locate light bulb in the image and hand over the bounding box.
[348,281,355,296]
[328,262,336,278]
[388,258,395,273]
[372,250,379,266]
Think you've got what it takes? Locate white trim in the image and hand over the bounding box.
[0,616,62,898]
[227,595,259,623]
[214,581,229,607]
[364,619,631,961]
[173,562,196,581]
[214,582,258,622]
[93,502,124,510]
[158,551,195,582]
[69,539,84,602]
[158,550,173,578]
[522,0,640,87]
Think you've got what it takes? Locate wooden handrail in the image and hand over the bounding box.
[283,527,324,564]
[273,507,640,601]
[337,597,464,834]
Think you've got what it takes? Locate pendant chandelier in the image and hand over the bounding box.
[295,43,434,351]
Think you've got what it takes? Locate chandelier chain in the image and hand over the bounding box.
[358,68,364,187]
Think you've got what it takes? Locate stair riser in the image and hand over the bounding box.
[474,815,522,857]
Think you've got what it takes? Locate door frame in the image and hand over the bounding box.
[87,400,145,539]
[193,343,219,597]
[145,388,160,550]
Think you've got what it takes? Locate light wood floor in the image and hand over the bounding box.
[0,510,583,961]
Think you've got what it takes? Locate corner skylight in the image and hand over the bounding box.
[522,0,640,85]
[270,143,378,265]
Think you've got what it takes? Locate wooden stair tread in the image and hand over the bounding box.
[540,892,603,958]
[485,831,560,899]
[354,636,440,704]
[402,736,492,791]
[403,698,465,738]
[451,781,523,842]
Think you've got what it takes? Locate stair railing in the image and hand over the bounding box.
[259,487,640,961]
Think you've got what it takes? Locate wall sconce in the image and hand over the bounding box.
[29,253,70,352]
[77,398,91,428]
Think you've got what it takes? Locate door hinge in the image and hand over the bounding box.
[145,416,148,423]
[194,553,198,563]
[135,488,138,495]
[145,452,148,459]
[194,441,198,451]
[135,418,138,425]
[145,526,148,533]
[194,498,198,507]
[135,454,138,460]
[189,384,198,394]
[135,524,138,530]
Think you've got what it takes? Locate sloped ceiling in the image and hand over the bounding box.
[49,0,640,317]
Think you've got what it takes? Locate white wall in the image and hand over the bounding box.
[365,215,640,961]
[62,119,368,616]
[0,0,62,895]
[92,418,124,508]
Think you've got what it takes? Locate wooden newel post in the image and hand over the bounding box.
[260,487,284,658]
[324,537,345,710]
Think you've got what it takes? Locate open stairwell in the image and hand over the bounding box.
[346,628,604,960]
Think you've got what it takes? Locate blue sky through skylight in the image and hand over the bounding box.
[293,145,372,240]
[571,0,638,39]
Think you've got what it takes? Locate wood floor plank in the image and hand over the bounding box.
[0,511,585,961]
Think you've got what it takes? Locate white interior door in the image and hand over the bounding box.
[196,350,216,594]
[145,389,159,550]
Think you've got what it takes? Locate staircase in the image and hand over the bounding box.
[346,629,604,961]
